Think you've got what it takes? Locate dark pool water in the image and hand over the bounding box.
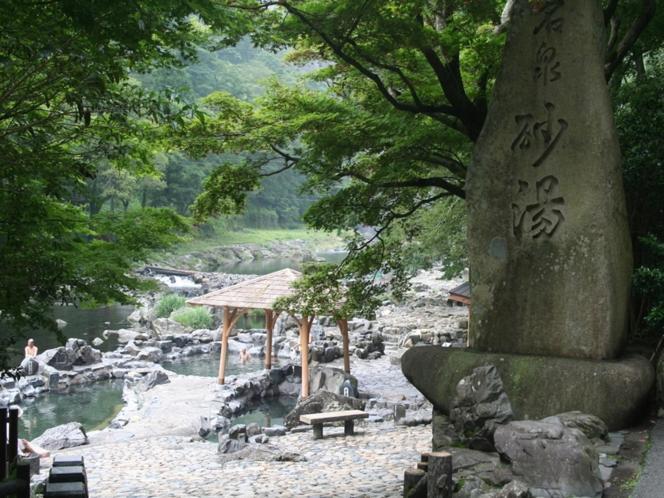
[163,353,272,378]
[232,396,297,428]
[19,379,125,440]
[19,354,289,440]
[5,304,133,367]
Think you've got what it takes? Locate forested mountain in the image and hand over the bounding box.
[88,38,312,228]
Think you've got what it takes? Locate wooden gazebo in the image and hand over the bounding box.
[186,268,351,398]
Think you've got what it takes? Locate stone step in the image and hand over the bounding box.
[44,481,87,498]
[49,465,87,484]
[52,455,85,467]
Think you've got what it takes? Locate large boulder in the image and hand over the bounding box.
[152,318,187,337]
[402,347,653,430]
[127,306,153,326]
[19,358,40,376]
[450,365,513,450]
[494,419,603,498]
[541,411,608,441]
[32,422,88,451]
[284,390,365,429]
[309,366,358,397]
[353,332,384,359]
[74,345,102,366]
[275,314,299,335]
[449,447,514,488]
[136,347,163,363]
[143,369,170,390]
[103,328,140,344]
[37,347,76,371]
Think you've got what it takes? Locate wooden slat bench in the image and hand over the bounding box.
[299,410,369,440]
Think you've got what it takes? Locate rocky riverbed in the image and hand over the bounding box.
[150,239,340,273]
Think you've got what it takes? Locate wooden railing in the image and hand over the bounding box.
[0,407,30,498]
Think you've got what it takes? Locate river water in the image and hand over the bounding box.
[15,250,344,439]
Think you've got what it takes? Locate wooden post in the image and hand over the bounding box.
[299,316,312,398]
[264,309,275,370]
[403,468,426,498]
[218,307,245,384]
[16,463,30,498]
[427,451,453,498]
[8,407,18,464]
[0,407,7,481]
[338,318,351,374]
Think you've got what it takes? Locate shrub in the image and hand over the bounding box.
[170,306,213,329]
[155,294,186,318]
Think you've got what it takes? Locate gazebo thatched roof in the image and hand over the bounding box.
[186,268,302,310]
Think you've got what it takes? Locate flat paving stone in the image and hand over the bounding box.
[56,423,429,497]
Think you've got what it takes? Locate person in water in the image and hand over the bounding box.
[24,339,38,358]
[239,347,251,364]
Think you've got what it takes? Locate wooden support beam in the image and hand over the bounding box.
[299,316,312,398]
[338,318,351,374]
[1,407,7,480]
[218,307,245,384]
[264,309,275,370]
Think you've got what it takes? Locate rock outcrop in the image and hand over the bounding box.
[32,422,88,451]
[494,419,603,498]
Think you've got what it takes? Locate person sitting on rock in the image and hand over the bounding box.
[24,339,38,359]
[239,348,251,364]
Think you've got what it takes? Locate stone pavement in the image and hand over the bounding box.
[330,354,425,406]
[632,419,664,498]
[57,422,430,497]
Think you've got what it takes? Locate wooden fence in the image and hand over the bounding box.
[0,407,30,498]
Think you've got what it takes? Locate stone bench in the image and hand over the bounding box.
[299,410,369,440]
[44,481,87,498]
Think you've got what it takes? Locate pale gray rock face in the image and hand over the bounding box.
[308,365,358,396]
[467,0,632,360]
[19,358,40,376]
[541,411,608,441]
[32,422,88,451]
[103,328,140,344]
[494,419,603,498]
[152,318,187,337]
[496,480,532,498]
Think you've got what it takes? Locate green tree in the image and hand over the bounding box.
[615,51,664,336]
[0,0,247,366]
[183,0,659,303]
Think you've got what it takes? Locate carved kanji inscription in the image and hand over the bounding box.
[512,175,565,239]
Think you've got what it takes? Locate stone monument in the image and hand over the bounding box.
[402,0,654,429]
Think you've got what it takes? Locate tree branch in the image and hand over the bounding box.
[344,171,465,199]
[603,0,619,25]
[605,0,656,80]
[419,48,484,140]
[278,2,467,132]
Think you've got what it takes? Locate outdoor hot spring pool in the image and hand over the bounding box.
[20,354,295,440]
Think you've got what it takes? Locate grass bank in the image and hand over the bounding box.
[163,227,346,257]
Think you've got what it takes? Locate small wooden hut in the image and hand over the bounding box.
[186,268,351,398]
[447,281,470,306]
